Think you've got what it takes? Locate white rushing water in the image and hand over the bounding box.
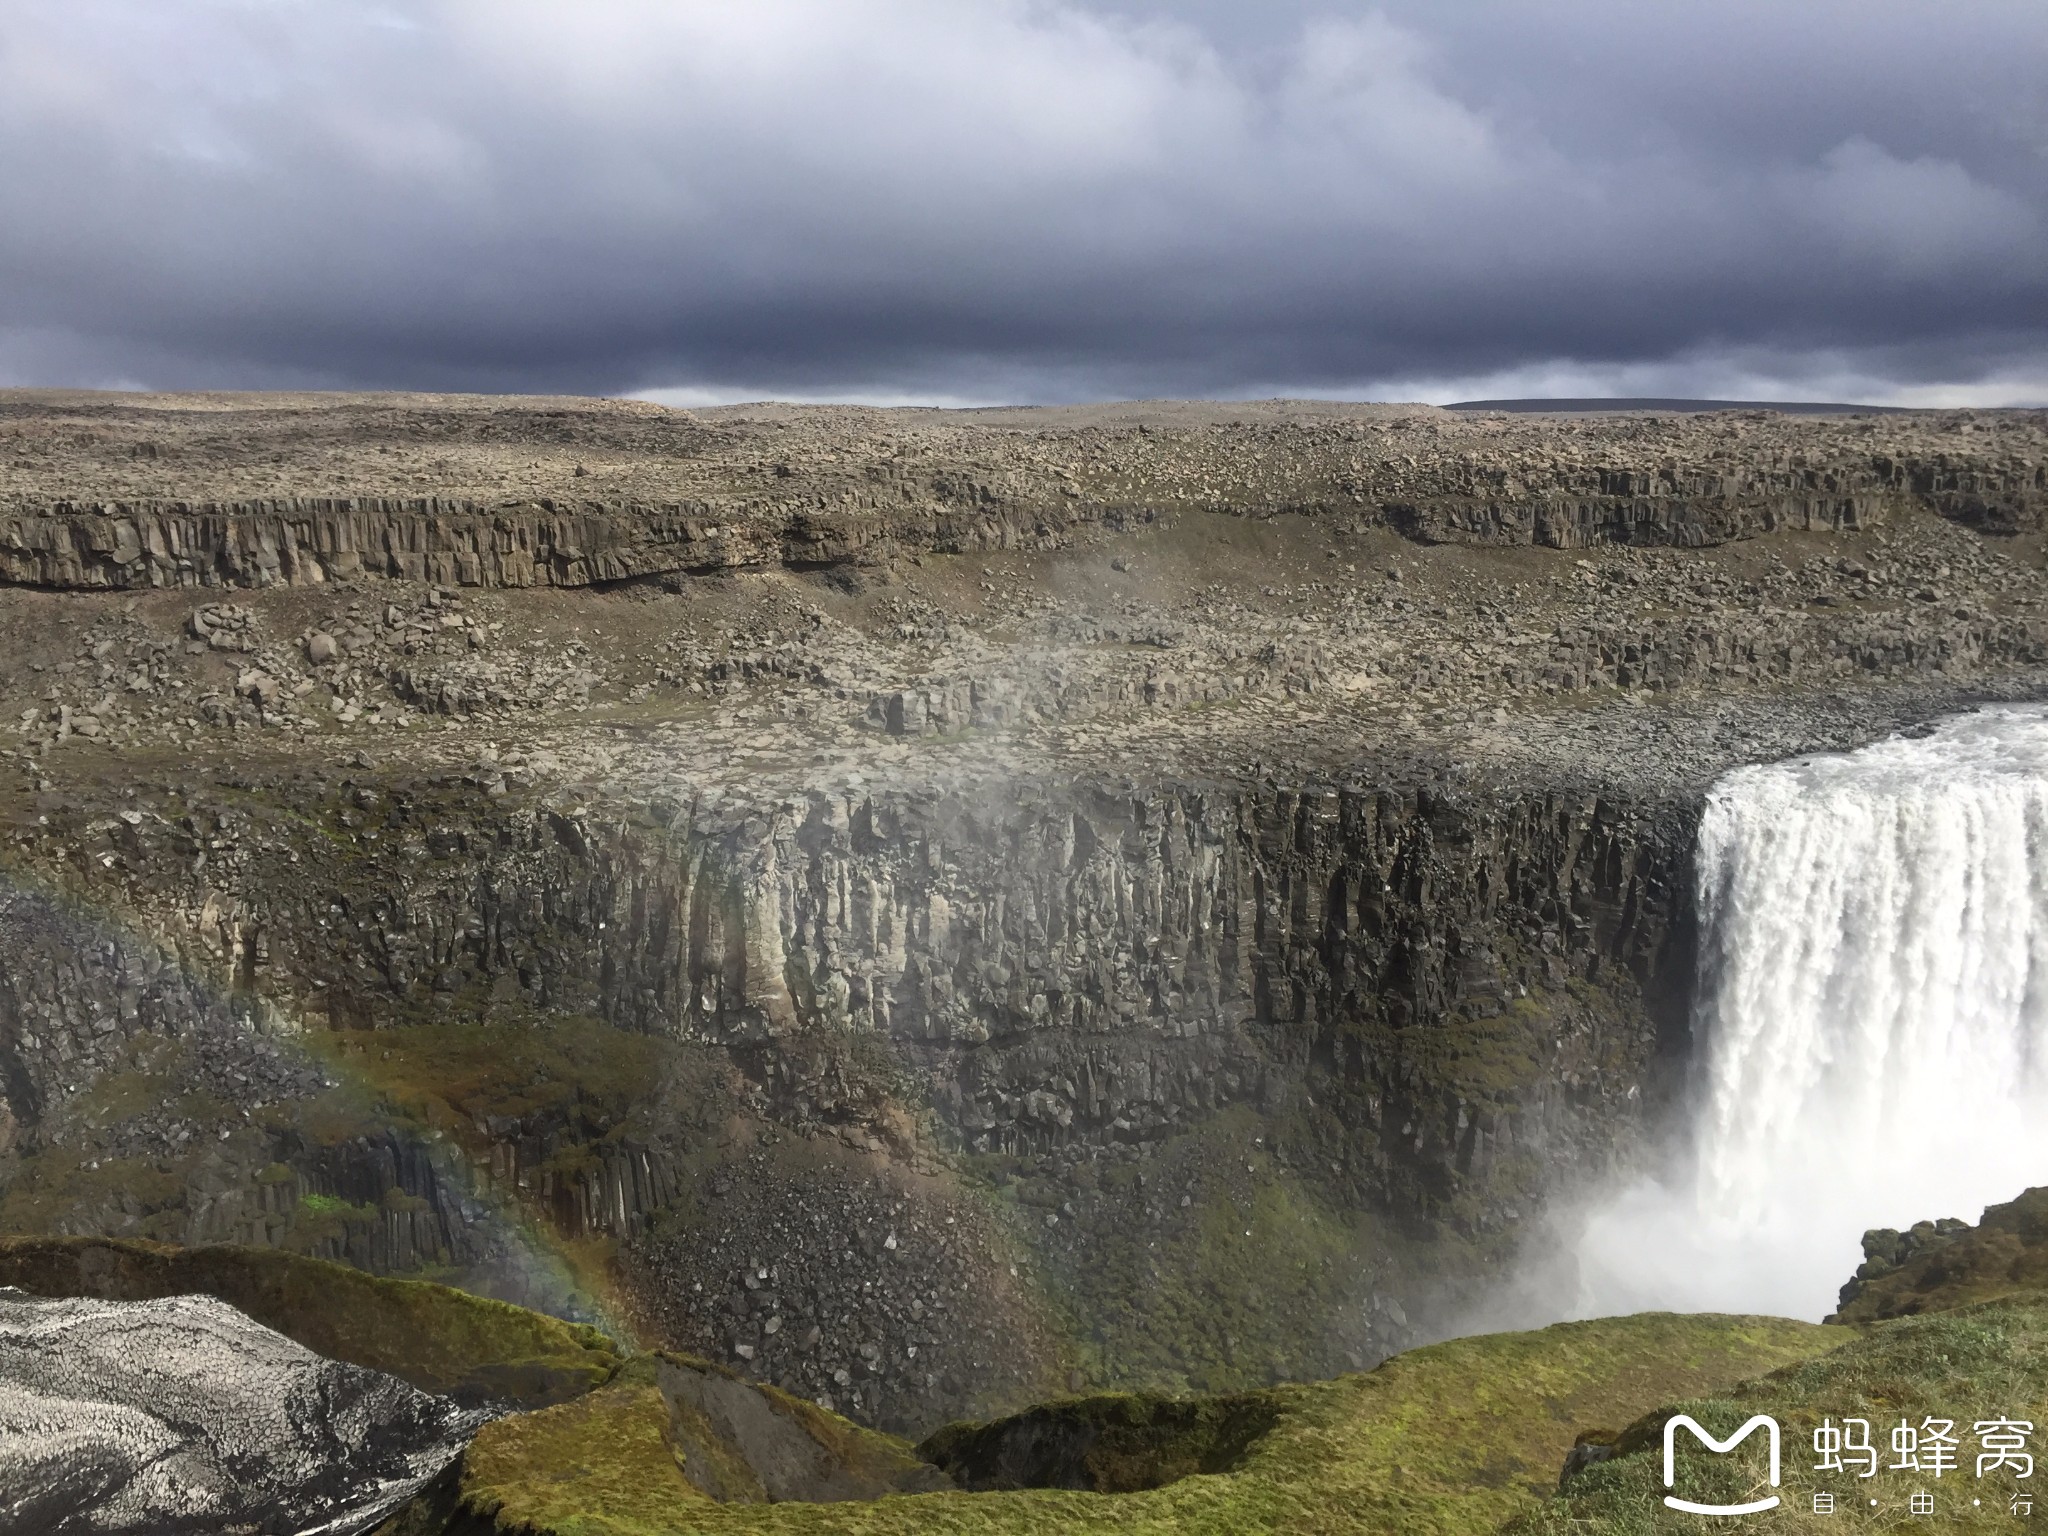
[1575,704,2048,1321]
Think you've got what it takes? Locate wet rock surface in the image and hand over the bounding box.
[0,1286,480,1536]
[653,1353,954,1501]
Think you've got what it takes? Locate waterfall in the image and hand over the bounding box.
[1576,705,2048,1321]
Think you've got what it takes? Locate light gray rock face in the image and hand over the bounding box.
[0,1288,481,1536]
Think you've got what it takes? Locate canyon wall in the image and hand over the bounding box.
[0,495,1114,591]
[0,764,1697,1422]
[10,772,1693,1219]
[1383,454,2048,546]
[5,396,2046,1432]
[0,882,586,1310]
[4,446,2044,590]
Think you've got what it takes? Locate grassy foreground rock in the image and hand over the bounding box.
[0,1233,1848,1533]
[1507,1187,2048,1533]
[368,1187,2048,1531]
[392,1311,1836,1534]
[32,1222,2048,1533]
[422,1353,956,1535]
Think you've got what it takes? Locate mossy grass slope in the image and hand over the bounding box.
[987,1103,1469,1398]
[458,1364,709,1536]
[1510,1293,2048,1534]
[309,1013,681,1154]
[454,1352,949,1532]
[0,1233,622,1405]
[437,1311,1836,1534]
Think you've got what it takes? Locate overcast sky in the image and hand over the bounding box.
[3,1,2045,405]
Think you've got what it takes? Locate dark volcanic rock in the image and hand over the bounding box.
[3,396,2044,587]
[1832,1186,2048,1322]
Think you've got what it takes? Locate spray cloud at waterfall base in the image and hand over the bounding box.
[1568,705,2048,1323]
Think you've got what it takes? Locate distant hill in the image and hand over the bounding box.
[1446,396,1912,415]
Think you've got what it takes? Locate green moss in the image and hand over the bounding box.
[0,1235,623,1406]
[299,1191,366,1216]
[1008,1107,1400,1396]
[423,1311,1838,1535]
[283,1190,382,1250]
[462,1376,709,1536]
[1510,1294,2048,1534]
[306,1013,674,1155]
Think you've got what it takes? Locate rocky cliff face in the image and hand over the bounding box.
[1832,1186,2048,1322]
[3,392,2046,1437]
[9,771,1689,1221]
[1382,453,2048,547]
[0,495,1134,592]
[0,882,603,1318]
[6,449,2044,591]
[3,396,2043,589]
[0,759,1691,1427]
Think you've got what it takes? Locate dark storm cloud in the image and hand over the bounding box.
[2,0,2044,403]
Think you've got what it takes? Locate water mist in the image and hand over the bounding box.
[1574,705,2048,1321]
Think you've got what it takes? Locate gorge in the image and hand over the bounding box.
[2,391,2047,1531]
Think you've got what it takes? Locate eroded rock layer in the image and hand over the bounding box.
[3,394,2045,590]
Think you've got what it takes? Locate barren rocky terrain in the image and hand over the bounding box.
[2,390,2045,1438]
